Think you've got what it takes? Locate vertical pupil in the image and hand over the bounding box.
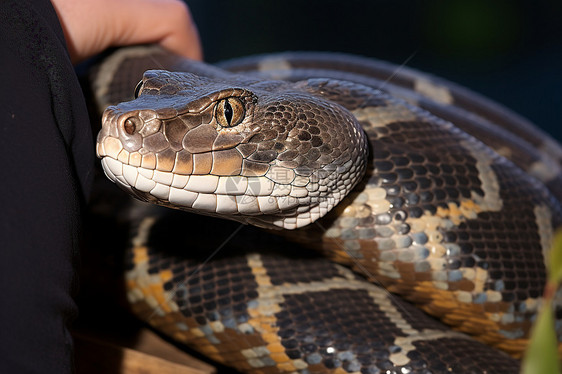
[224,100,233,124]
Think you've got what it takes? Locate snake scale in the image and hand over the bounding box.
[90,46,562,373]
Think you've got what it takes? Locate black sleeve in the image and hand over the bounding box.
[0,0,94,372]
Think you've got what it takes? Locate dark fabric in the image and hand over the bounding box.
[0,0,93,372]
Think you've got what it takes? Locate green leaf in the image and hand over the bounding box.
[521,300,560,374]
[549,229,562,284]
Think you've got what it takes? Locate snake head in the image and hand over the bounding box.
[97,70,368,229]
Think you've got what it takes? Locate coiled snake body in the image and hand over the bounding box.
[92,46,562,373]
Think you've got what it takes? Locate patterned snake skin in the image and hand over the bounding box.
[91,46,562,373]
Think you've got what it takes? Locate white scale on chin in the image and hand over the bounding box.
[100,157,305,218]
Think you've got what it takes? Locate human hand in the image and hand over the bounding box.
[51,0,202,63]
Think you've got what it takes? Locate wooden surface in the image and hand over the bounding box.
[74,328,216,374]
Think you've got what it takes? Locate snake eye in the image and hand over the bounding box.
[124,117,137,135]
[216,98,245,127]
[134,80,143,98]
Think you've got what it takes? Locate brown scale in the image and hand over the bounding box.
[259,256,342,285]
[386,293,448,333]
[411,338,520,373]
[231,61,562,203]
[444,162,553,303]
[332,168,551,350]
[250,94,357,173]
[368,120,481,215]
[284,89,562,354]
[125,213,275,370]
[125,207,520,374]
[93,48,562,370]
[221,51,562,170]
[274,289,413,372]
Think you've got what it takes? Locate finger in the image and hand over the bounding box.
[111,0,203,60]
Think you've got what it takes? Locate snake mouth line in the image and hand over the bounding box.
[100,156,338,228]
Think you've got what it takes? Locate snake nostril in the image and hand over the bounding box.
[123,117,137,135]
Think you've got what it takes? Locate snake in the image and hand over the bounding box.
[90,46,562,373]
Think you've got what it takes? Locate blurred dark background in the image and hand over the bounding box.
[188,0,562,141]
